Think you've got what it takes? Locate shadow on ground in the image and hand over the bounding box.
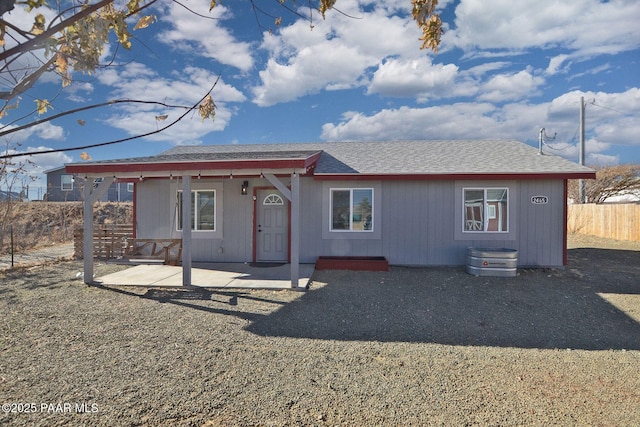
[90,285,289,323]
[246,248,640,350]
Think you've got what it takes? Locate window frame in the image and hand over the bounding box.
[455,181,517,242]
[462,187,509,234]
[329,187,374,233]
[176,189,217,232]
[61,174,74,191]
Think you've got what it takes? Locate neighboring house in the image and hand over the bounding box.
[44,166,134,202]
[66,140,595,287]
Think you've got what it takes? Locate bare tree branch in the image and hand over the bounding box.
[0,0,115,64]
[568,164,640,204]
[0,98,195,138]
[0,79,219,160]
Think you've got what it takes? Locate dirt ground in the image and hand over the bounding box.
[0,233,639,426]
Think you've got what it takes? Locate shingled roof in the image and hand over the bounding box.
[66,140,595,179]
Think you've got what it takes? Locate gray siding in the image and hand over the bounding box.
[136,179,173,238]
[303,178,566,267]
[46,169,133,202]
[515,180,566,266]
[136,176,567,267]
[381,180,458,266]
[137,178,255,263]
[46,169,83,201]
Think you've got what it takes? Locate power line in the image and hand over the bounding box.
[542,138,574,152]
[539,127,574,152]
[589,100,637,118]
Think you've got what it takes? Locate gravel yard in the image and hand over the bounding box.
[1,234,639,426]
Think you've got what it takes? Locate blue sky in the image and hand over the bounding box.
[3,0,640,198]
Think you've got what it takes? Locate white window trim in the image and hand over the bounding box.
[61,175,73,191]
[329,187,375,233]
[176,189,217,232]
[462,187,509,233]
[169,180,224,240]
[127,183,134,192]
[487,205,496,219]
[455,181,517,241]
[322,181,381,241]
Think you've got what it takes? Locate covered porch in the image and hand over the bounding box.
[94,262,316,289]
[65,149,322,290]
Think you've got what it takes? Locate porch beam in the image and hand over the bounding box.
[263,173,291,200]
[83,177,114,284]
[181,175,192,287]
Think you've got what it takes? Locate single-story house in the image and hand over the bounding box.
[44,166,134,202]
[65,140,595,288]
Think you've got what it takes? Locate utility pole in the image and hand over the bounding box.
[579,96,586,203]
[538,128,556,155]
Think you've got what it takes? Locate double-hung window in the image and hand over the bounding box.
[176,190,216,231]
[463,188,508,232]
[330,188,374,232]
[61,175,73,191]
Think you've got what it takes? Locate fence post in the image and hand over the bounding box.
[10,224,14,267]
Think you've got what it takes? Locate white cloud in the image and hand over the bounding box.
[100,63,245,105]
[158,3,254,72]
[588,152,619,166]
[546,54,570,76]
[464,62,511,77]
[252,4,423,106]
[253,43,372,106]
[448,0,640,57]
[1,146,71,169]
[478,69,545,102]
[1,122,65,145]
[64,81,95,103]
[104,109,229,143]
[367,58,459,100]
[321,88,640,163]
[95,63,246,143]
[321,103,499,141]
[33,149,73,169]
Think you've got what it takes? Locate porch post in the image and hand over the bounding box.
[83,181,94,284]
[181,174,192,287]
[290,171,300,288]
[82,177,114,284]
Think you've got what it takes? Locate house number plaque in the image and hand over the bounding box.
[531,195,549,204]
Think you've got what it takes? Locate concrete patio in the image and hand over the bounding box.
[94,262,316,289]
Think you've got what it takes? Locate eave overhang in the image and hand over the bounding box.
[65,151,322,178]
[313,171,597,181]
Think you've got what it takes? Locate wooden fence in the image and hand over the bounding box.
[567,204,640,242]
[74,224,134,260]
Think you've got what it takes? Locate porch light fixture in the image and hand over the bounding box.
[241,181,249,195]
